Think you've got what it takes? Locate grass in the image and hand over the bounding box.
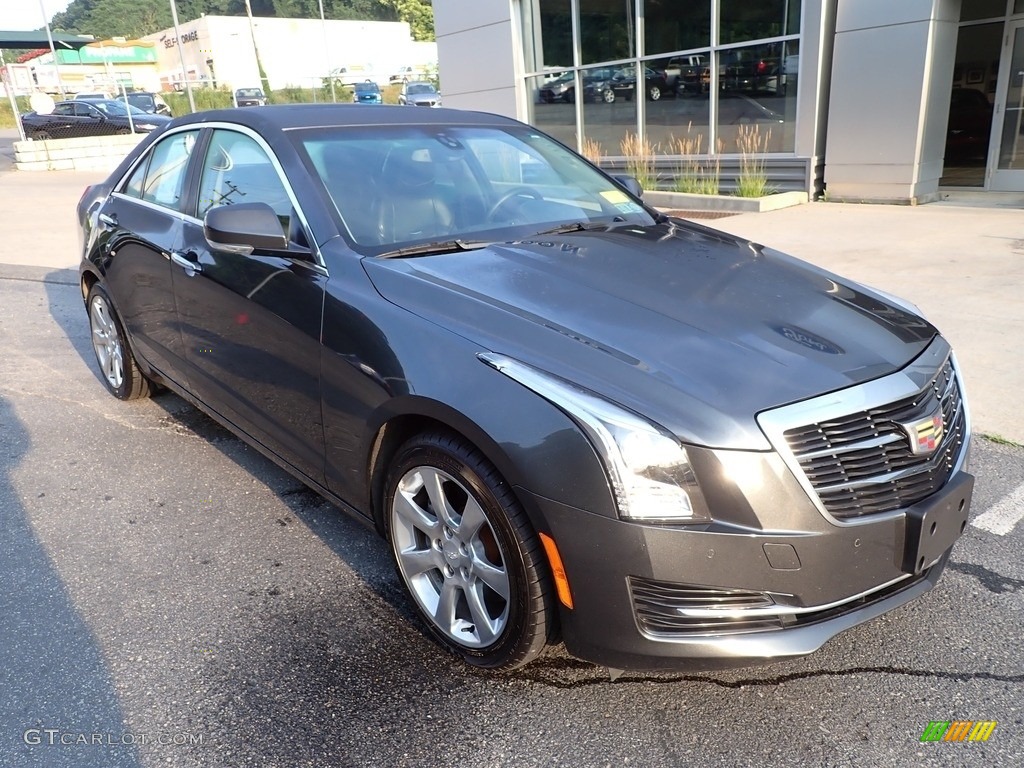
[581,137,604,165]
[980,433,1024,449]
[619,132,658,192]
[0,97,32,129]
[670,126,721,195]
[735,123,773,198]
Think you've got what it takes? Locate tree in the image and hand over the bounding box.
[388,0,433,41]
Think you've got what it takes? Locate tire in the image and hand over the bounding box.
[602,88,616,104]
[384,431,554,670]
[565,88,575,104]
[86,283,153,400]
[32,130,51,141]
[648,85,662,101]
[116,128,132,135]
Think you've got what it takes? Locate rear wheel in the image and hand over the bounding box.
[32,130,51,141]
[384,432,554,670]
[116,128,132,135]
[602,88,616,104]
[87,283,153,400]
[648,84,662,101]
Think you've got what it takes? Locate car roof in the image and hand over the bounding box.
[167,104,521,132]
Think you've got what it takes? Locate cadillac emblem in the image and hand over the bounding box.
[900,409,944,456]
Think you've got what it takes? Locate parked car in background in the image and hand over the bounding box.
[351,80,383,104]
[390,65,427,83]
[76,104,972,674]
[398,81,441,107]
[125,91,172,117]
[603,66,671,102]
[22,99,171,140]
[664,55,709,93]
[233,87,267,107]
[332,64,376,86]
[540,68,617,103]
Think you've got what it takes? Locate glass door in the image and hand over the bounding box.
[990,20,1024,189]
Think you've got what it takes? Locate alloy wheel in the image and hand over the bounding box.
[90,294,124,390]
[390,465,510,648]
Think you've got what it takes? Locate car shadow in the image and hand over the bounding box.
[0,391,141,768]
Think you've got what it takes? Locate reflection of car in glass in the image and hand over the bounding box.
[77,104,972,674]
[352,81,383,104]
[233,88,267,107]
[945,88,993,160]
[595,67,670,103]
[538,69,618,103]
[721,49,781,94]
[399,81,441,107]
[22,99,171,140]
[665,55,710,94]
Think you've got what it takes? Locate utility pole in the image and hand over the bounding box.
[169,0,196,112]
[38,0,66,97]
[319,0,335,102]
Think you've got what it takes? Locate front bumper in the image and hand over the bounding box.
[521,467,972,671]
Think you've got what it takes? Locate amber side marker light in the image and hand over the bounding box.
[539,532,574,609]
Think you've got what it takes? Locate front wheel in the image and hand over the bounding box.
[87,283,153,400]
[648,85,662,101]
[384,432,554,670]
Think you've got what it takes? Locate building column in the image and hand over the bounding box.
[433,0,520,118]
[825,0,962,204]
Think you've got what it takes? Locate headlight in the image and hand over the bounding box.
[480,354,710,524]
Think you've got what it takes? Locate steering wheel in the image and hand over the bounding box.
[486,187,543,222]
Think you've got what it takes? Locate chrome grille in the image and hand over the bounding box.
[783,356,965,519]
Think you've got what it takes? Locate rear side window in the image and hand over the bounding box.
[196,130,291,233]
[122,130,198,210]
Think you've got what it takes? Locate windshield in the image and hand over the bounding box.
[354,82,379,93]
[296,124,655,254]
[407,83,435,94]
[93,100,147,116]
[236,88,264,98]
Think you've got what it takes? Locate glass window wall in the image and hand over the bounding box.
[522,0,802,159]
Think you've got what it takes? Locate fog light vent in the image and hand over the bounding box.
[629,576,782,636]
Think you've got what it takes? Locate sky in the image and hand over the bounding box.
[1,0,72,32]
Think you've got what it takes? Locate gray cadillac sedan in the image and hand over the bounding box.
[77,105,972,672]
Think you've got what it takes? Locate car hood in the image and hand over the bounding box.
[362,221,936,450]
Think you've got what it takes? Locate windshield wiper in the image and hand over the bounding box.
[376,239,492,259]
[531,218,627,237]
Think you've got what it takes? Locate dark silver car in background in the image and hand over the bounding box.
[76,106,973,672]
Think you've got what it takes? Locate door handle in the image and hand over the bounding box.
[98,212,117,228]
[170,251,203,275]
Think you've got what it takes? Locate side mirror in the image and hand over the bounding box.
[90,112,104,120]
[204,202,288,254]
[611,174,644,199]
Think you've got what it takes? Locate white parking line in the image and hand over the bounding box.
[972,481,1024,536]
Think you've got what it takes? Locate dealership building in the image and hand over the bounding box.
[435,0,1024,203]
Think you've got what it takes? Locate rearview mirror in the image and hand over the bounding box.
[611,174,644,199]
[204,202,288,254]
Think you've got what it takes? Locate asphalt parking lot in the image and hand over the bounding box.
[1,166,1022,768]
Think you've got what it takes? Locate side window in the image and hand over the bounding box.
[139,130,198,209]
[122,156,150,200]
[73,103,96,118]
[196,130,292,237]
[52,103,75,116]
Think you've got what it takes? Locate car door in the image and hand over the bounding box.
[174,127,328,483]
[76,102,120,137]
[95,129,201,386]
[43,102,79,138]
